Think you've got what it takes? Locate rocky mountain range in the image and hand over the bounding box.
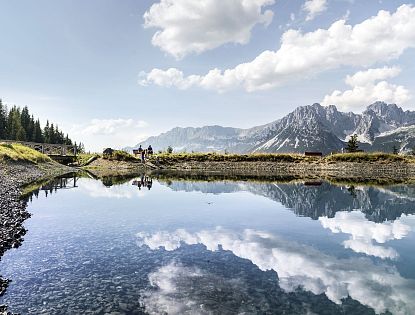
[129,102,415,154]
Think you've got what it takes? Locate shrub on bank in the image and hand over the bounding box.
[102,150,138,162]
[325,152,409,163]
[0,142,51,163]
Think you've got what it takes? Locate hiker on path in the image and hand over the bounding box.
[141,149,146,163]
[148,145,153,156]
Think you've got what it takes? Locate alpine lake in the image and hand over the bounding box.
[0,172,415,315]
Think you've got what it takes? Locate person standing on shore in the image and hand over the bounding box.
[147,145,153,156]
[141,149,146,163]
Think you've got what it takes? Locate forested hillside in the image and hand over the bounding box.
[0,99,81,149]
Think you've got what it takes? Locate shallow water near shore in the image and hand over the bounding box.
[1,174,415,314]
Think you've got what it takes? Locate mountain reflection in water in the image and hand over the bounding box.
[1,173,414,315]
[160,179,415,222]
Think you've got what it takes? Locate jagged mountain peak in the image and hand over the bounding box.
[364,102,404,122]
[366,101,400,113]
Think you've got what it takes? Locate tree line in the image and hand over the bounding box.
[0,99,84,151]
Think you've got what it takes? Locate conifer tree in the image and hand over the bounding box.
[346,134,359,153]
[0,99,7,139]
[49,123,56,143]
[7,106,26,140]
[44,121,50,143]
[28,115,35,141]
[34,119,44,143]
[20,106,31,137]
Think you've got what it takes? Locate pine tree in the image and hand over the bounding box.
[77,142,85,153]
[49,123,56,143]
[16,124,26,141]
[0,99,7,139]
[7,106,26,141]
[64,134,72,145]
[34,119,44,143]
[28,115,35,141]
[346,134,359,153]
[20,106,31,137]
[54,125,65,144]
[44,121,50,143]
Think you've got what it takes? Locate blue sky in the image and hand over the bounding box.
[0,0,414,151]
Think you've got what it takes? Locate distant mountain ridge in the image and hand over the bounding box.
[128,102,415,154]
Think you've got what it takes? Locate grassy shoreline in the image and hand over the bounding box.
[2,142,415,183]
[150,152,415,164]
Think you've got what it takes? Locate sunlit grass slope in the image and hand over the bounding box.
[0,142,51,163]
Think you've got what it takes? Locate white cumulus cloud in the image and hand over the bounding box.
[81,118,134,135]
[345,66,402,86]
[70,118,149,152]
[143,0,275,59]
[303,0,328,21]
[140,4,415,92]
[321,66,411,111]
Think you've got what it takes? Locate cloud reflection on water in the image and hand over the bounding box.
[137,227,415,315]
[320,211,415,259]
[77,179,148,199]
[140,263,208,315]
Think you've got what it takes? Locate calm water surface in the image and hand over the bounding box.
[1,174,415,315]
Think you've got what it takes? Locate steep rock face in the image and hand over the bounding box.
[322,105,361,139]
[130,102,415,154]
[251,104,346,154]
[353,102,415,142]
[369,126,415,153]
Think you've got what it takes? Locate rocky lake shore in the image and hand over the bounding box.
[0,161,74,314]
